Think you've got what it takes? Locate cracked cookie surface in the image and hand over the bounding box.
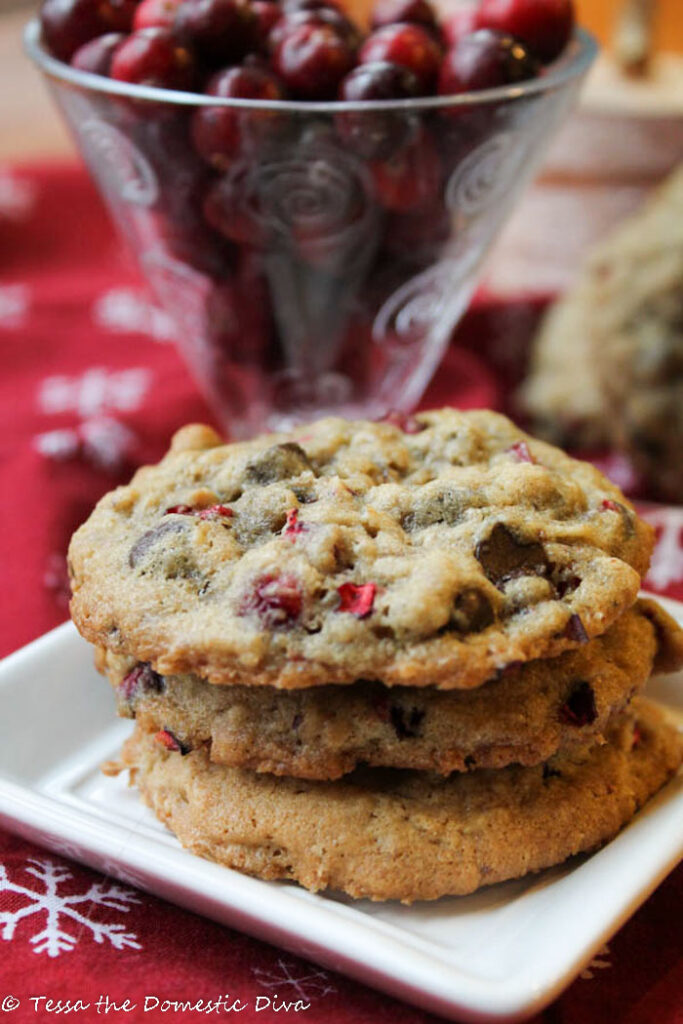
[69,409,654,689]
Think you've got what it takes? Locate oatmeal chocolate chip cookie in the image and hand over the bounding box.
[69,409,654,690]
[118,698,682,903]
[100,599,682,779]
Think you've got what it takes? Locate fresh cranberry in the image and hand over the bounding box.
[71,32,125,75]
[337,582,377,617]
[203,170,265,245]
[443,1,480,45]
[283,0,343,12]
[270,7,361,51]
[41,0,137,61]
[240,573,303,627]
[335,61,420,160]
[252,0,281,48]
[477,0,574,63]
[371,125,441,211]
[133,0,184,30]
[174,0,258,67]
[439,28,539,93]
[206,249,275,366]
[382,199,450,257]
[359,23,443,94]
[110,28,197,92]
[506,441,535,463]
[191,65,286,169]
[273,20,356,99]
[371,0,438,32]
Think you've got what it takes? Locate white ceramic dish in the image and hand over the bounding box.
[1,598,682,1023]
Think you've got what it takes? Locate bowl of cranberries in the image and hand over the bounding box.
[26,0,595,436]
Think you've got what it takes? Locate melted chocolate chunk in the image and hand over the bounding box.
[542,763,562,780]
[558,682,597,727]
[451,588,495,633]
[563,613,589,644]
[475,524,549,589]
[390,705,425,740]
[246,443,313,485]
[129,519,187,568]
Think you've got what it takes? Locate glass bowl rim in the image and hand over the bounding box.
[24,18,597,113]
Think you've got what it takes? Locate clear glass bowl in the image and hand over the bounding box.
[25,20,596,437]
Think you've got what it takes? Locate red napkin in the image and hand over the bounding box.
[0,163,681,1024]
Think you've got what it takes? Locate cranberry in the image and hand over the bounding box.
[273,20,357,99]
[558,681,597,727]
[165,503,233,518]
[359,23,442,94]
[191,65,286,169]
[174,0,258,67]
[439,28,539,93]
[443,1,480,45]
[337,582,377,617]
[252,0,281,48]
[506,440,535,463]
[154,728,190,754]
[283,508,307,536]
[477,0,574,63]
[41,0,137,61]
[383,199,450,258]
[133,0,184,30]
[120,662,164,702]
[270,7,361,51]
[336,61,420,160]
[206,248,275,365]
[240,573,303,627]
[601,499,623,512]
[283,0,343,12]
[371,125,441,211]
[71,32,125,75]
[371,0,438,32]
[110,28,197,92]
[203,170,265,245]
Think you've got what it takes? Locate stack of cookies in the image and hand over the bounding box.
[68,409,683,902]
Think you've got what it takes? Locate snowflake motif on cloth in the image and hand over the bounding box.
[92,288,176,344]
[643,508,683,591]
[37,367,151,418]
[0,285,30,329]
[0,171,36,221]
[0,859,141,958]
[252,957,336,1000]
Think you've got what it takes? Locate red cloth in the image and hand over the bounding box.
[1,164,682,1024]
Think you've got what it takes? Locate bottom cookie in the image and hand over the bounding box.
[116,699,682,903]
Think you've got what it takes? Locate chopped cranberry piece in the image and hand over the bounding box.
[477,0,575,63]
[110,28,197,92]
[197,504,234,519]
[439,28,539,94]
[563,613,589,644]
[273,20,357,99]
[165,504,194,514]
[371,125,442,212]
[283,508,306,537]
[381,410,426,433]
[71,32,125,75]
[359,23,443,94]
[154,728,189,754]
[632,725,643,750]
[601,499,623,512]
[371,0,438,32]
[241,573,303,627]
[506,441,535,463]
[120,662,164,703]
[133,0,183,30]
[41,0,137,62]
[337,582,377,617]
[174,0,258,67]
[558,681,597,727]
[336,61,421,161]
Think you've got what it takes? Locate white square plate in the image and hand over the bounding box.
[1,598,682,1023]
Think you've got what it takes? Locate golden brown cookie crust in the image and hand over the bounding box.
[70,409,653,690]
[119,699,682,903]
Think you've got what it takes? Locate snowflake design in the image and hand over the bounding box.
[0,859,141,958]
[92,287,176,343]
[580,943,611,980]
[0,284,30,328]
[252,957,336,1001]
[37,367,151,418]
[35,416,138,473]
[643,507,683,591]
[0,171,36,221]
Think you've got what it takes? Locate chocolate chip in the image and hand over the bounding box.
[129,520,187,568]
[464,755,476,769]
[246,443,313,485]
[402,488,469,531]
[542,763,562,779]
[555,574,581,599]
[451,588,495,633]
[558,682,597,727]
[563,613,589,644]
[291,713,303,730]
[475,524,549,589]
[390,705,425,740]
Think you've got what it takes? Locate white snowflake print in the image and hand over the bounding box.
[92,287,176,344]
[580,943,611,980]
[0,858,141,958]
[252,957,336,1001]
[37,367,152,418]
[34,417,138,472]
[0,284,30,328]
[0,171,36,221]
[642,507,683,591]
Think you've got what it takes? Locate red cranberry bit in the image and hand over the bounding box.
[175,0,258,66]
[360,23,443,94]
[165,503,195,514]
[41,0,137,62]
[133,0,184,30]
[506,441,536,463]
[197,504,234,519]
[337,582,377,618]
[273,21,357,99]
[558,681,597,727]
[336,61,421,161]
[71,32,125,75]
[439,28,539,93]
[381,410,426,433]
[563,613,589,644]
[120,662,164,702]
[154,728,189,754]
[601,499,623,512]
[110,28,197,92]
[241,573,303,627]
[477,0,575,63]
[283,508,306,537]
[632,725,643,750]
[371,0,438,32]
[371,125,442,212]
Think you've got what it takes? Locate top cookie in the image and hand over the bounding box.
[68,409,654,689]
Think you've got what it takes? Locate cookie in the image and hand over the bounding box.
[117,698,682,903]
[69,409,654,690]
[101,598,682,779]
